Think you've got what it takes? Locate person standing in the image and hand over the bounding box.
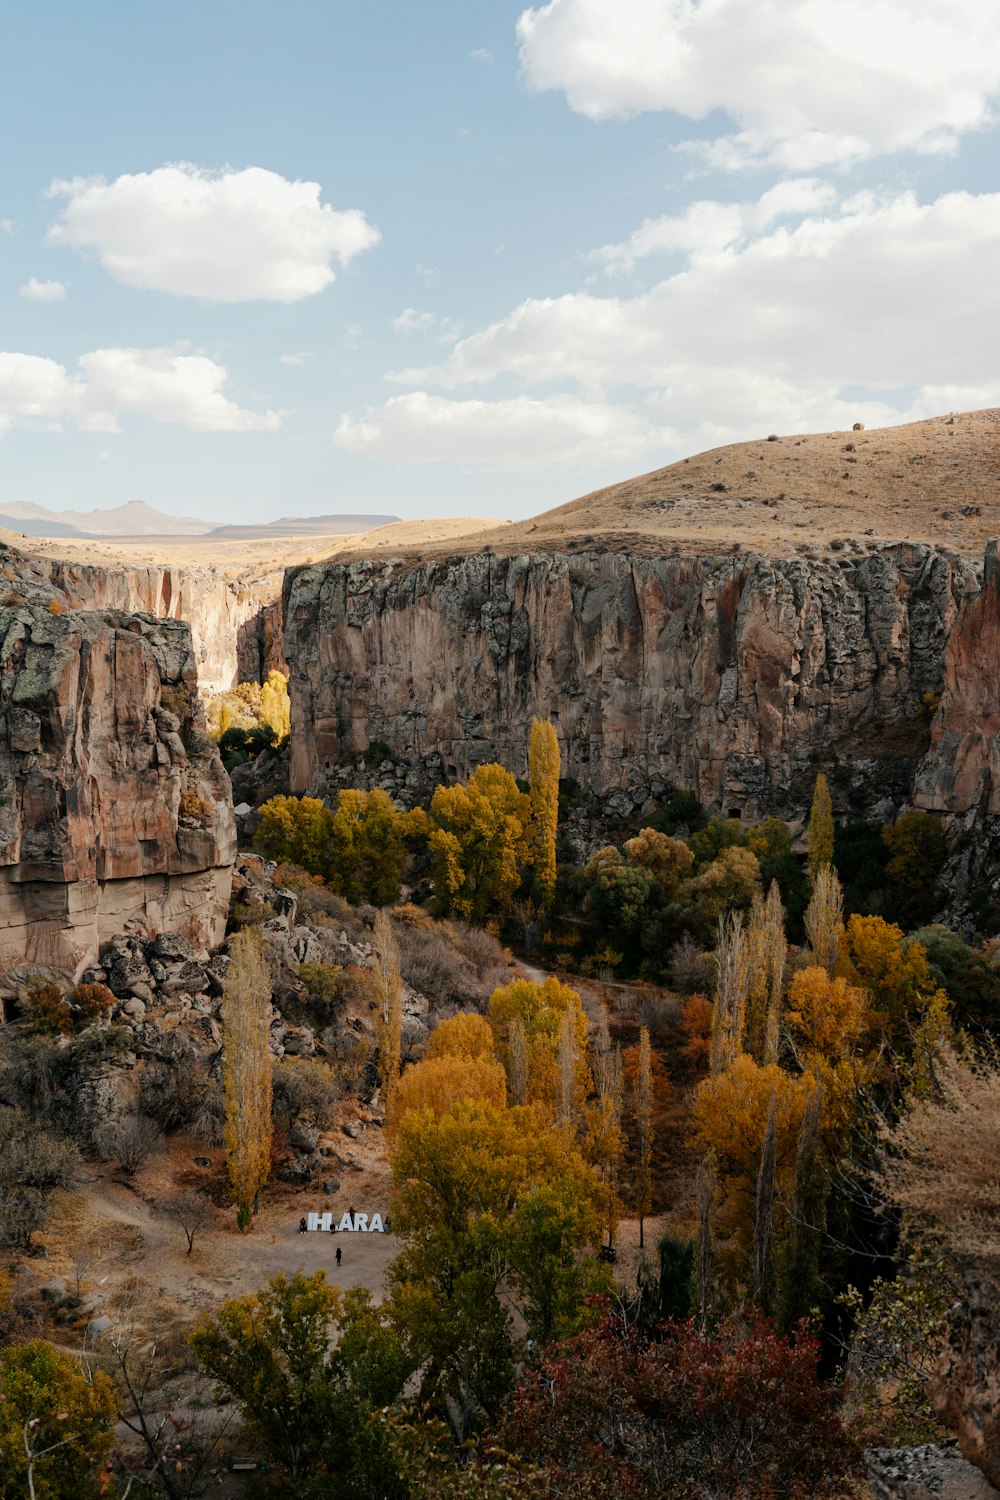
[335,1245,342,1268]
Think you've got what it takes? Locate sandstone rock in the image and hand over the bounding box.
[284,544,974,821]
[928,1271,1000,1489]
[151,931,197,963]
[122,998,146,1020]
[0,557,235,977]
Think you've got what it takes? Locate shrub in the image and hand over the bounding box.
[96,1114,163,1177]
[70,982,115,1022]
[26,980,72,1033]
[179,787,213,826]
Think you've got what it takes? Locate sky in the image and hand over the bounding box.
[2,0,1000,526]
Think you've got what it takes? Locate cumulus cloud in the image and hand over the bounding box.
[1,220,13,235]
[0,345,280,435]
[516,0,1000,167]
[388,187,1000,443]
[19,277,68,302]
[334,391,675,468]
[47,164,381,302]
[591,179,838,272]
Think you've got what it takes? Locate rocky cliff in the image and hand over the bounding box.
[0,554,235,977]
[2,548,284,693]
[283,543,977,821]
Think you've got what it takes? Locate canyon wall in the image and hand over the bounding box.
[3,549,283,692]
[284,543,977,820]
[1,552,235,977]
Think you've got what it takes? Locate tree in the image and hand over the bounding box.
[624,828,693,893]
[845,914,939,1037]
[388,1100,605,1435]
[710,912,751,1075]
[259,669,291,741]
[0,1340,117,1500]
[629,1027,654,1247]
[373,910,403,1113]
[0,1107,79,1251]
[583,845,653,936]
[191,1272,409,1496]
[272,1056,339,1134]
[488,977,590,1122]
[327,789,415,905]
[162,1192,215,1256]
[97,1114,162,1177]
[427,1011,497,1062]
[669,846,762,946]
[256,794,333,874]
[807,773,834,878]
[391,1054,508,1128]
[883,810,948,894]
[496,1310,857,1500]
[528,719,560,909]
[804,863,844,978]
[744,881,787,1065]
[429,765,532,920]
[587,1006,624,1248]
[221,928,273,1230]
[786,966,873,1063]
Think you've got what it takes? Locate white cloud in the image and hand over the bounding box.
[392,307,462,341]
[0,344,280,435]
[278,352,313,365]
[19,277,68,302]
[335,391,674,469]
[47,164,381,302]
[0,220,13,235]
[592,179,838,272]
[471,48,493,62]
[388,188,1000,442]
[517,0,1000,168]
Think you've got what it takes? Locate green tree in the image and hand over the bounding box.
[190,1272,409,1497]
[428,765,532,920]
[0,1340,117,1500]
[222,928,273,1230]
[327,789,415,905]
[256,795,334,874]
[388,1099,605,1437]
[583,845,654,937]
[807,773,834,879]
[528,719,560,909]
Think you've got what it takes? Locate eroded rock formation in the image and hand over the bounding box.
[1,544,283,692]
[284,543,976,819]
[0,563,235,977]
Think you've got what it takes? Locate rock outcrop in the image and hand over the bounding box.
[1,543,283,692]
[0,563,235,977]
[284,543,976,819]
[927,1269,1000,1491]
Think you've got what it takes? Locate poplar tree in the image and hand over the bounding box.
[807,772,834,879]
[804,864,845,978]
[633,1025,654,1248]
[222,928,274,1231]
[373,910,403,1114]
[528,718,560,908]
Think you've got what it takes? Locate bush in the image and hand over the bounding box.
[497,1311,857,1499]
[70,982,115,1022]
[96,1114,163,1177]
[179,787,213,826]
[0,1107,80,1249]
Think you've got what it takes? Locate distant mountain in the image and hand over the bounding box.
[0,501,401,541]
[204,514,400,539]
[0,499,215,538]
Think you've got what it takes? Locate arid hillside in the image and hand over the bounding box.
[300,408,1000,567]
[487,408,1000,561]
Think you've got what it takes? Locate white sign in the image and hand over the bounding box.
[305,1211,385,1233]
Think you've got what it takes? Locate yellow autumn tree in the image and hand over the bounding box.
[222,928,274,1230]
[786,966,873,1062]
[426,1011,497,1062]
[692,1053,815,1263]
[391,1053,508,1132]
[259,669,291,741]
[488,975,590,1123]
[529,719,560,908]
[845,913,942,1036]
[428,764,531,920]
[807,772,835,879]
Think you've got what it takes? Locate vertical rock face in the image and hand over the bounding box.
[915,541,1000,816]
[0,576,235,977]
[283,543,975,817]
[2,547,282,692]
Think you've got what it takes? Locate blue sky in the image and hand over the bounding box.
[2,0,1000,525]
